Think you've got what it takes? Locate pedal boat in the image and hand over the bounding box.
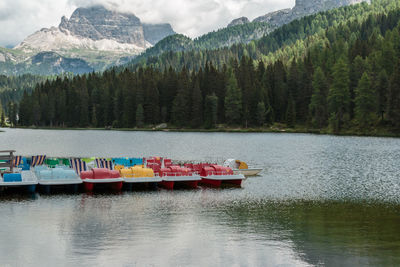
[224,159,262,177]
[34,165,82,193]
[80,168,123,192]
[159,166,201,190]
[0,169,38,193]
[199,164,245,187]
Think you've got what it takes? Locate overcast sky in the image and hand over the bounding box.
[0,0,295,48]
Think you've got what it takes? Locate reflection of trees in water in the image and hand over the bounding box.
[64,192,194,264]
[218,200,400,266]
[62,191,400,266]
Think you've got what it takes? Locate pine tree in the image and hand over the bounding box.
[91,106,98,128]
[136,104,144,128]
[79,86,90,127]
[32,98,41,126]
[349,56,367,119]
[355,72,376,127]
[161,106,168,123]
[191,80,203,128]
[309,67,328,128]
[388,61,400,128]
[224,68,242,125]
[0,111,5,127]
[7,102,14,127]
[377,70,389,121]
[172,68,190,127]
[204,94,218,129]
[256,102,266,126]
[172,88,189,127]
[328,58,350,132]
[47,91,56,127]
[0,100,5,127]
[286,95,296,128]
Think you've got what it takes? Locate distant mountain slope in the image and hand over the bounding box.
[123,0,378,72]
[251,0,369,27]
[0,48,93,76]
[131,21,272,67]
[125,0,369,70]
[0,6,176,75]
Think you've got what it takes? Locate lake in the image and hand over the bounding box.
[0,128,400,266]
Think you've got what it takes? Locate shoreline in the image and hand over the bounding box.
[6,126,400,138]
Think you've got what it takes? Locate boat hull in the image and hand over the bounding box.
[83,178,124,192]
[159,175,201,190]
[200,174,245,188]
[0,171,38,193]
[233,168,262,176]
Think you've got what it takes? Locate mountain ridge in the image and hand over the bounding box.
[228,0,369,27]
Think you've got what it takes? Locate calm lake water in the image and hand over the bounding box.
[0,128,400,266]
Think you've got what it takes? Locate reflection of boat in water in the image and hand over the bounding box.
[223,159,262,177]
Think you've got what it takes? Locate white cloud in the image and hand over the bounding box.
[0,0,295,47]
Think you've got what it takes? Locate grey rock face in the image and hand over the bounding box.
[59,5,175,46]
[143,24,176,45]
[253,0,369,27]
[227,17,250,27]
[253,9,292,25]
[59,6,146,46]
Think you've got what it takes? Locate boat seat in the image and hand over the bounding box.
[52,168,66,179]
[120,168,134,178]
[3,173,22,182]
[64,170,77,179]
[39,170,52,180]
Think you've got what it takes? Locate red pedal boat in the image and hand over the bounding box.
[199,164,245,187]
[159,165,201,190]
[80,168,124,192]
[146,157,201,190]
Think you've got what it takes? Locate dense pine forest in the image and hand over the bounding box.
[125,0,398,71]
[0,74,47,126]
[11,0,400,134]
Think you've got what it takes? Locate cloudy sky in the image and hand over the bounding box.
[0,0,295,48]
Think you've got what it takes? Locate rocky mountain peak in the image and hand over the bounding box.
[228,17,250,27]
[15,5,176,54]
[59,6,146,46]
[10,5,177,74]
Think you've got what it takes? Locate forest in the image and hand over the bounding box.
[10,0,400,135]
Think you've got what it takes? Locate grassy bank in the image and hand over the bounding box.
[12,124,400,138]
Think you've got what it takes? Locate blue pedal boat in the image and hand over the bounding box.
[35,165,82,186]
[0,151,38,193]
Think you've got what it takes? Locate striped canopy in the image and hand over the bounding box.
[95,158,113,170]
[31,155,46,167]
[13,156,22,167]
[69,158,87,175]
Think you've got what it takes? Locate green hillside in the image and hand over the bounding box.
[124,0,398,72]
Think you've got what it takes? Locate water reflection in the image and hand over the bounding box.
[62,193,313,266]
[220,200,400,266]
[40,193,398,266]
